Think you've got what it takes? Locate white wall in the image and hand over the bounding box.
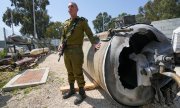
[151,18,180,39]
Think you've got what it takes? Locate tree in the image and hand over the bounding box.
[3,0,50,39]
[135,7,150,24]
[135,14,148,24]
[93,12,112,33]
[45,21,63,39]
[139,0,180,22]
[159,0,180,19]
[118,12,130,18]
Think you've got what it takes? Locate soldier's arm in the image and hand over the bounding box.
[58,26,66,51]
[82,19,98,44]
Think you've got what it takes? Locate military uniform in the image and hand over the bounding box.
[61,16,97,87]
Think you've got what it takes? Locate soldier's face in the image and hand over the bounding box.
[68,3,78,16]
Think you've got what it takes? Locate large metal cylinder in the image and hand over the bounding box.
[83,24,174,106]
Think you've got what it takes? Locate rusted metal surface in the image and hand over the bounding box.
[0,58,12,66]
[83,24,178,106]
[12,69,45,85]
[0,65,12,71]
[2,68,49,91]
[15,57,35,66]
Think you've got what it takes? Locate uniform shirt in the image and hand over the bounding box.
[62,16,97,45]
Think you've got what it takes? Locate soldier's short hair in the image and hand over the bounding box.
[68,2,79,11]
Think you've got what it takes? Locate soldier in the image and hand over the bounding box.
[58,2,101,105]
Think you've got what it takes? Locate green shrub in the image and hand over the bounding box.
[0,49,7,59]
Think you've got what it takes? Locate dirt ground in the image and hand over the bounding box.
[0,52,125,108]
[0,52,180,108]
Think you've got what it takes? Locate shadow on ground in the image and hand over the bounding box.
[80,88,138,108]
[0,94,12,107]
[82,70,139,108]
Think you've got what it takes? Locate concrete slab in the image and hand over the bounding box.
[2,68,49,91]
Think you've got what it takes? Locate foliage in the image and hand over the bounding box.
[92,1,180,32]
[45,21,63,39]
[0,49,7,59]
[135,14,150,24]
[2,0,50,39]
[139,0,180,22]
[92,12,113,33]
[118,12,130,18]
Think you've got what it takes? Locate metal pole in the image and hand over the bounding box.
[102,13,104,32]
[3,28,7,49]
[10,9,15,35]
[33,0,37,39]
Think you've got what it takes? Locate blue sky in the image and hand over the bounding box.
[0,0,148,40]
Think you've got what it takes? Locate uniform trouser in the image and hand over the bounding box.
[64,47,85,87]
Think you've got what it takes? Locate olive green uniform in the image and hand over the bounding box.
[61,16,97,87]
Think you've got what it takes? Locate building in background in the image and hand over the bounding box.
[0,40,6,52]
[151,18,180,39]
[0,41,5,48]
[51,39,59,48]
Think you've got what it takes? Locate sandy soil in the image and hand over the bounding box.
[0,52,180,108]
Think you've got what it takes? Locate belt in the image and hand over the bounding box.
[66,44,82,48]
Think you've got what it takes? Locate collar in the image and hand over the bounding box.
[70,16,79,21]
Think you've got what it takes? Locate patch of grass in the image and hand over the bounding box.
[0,49,7,59]
[8,87,33,95]
[0,68,20,88]
[7,88,21,95]
[12,88,20,95]
[23,87,33,94]
[0,71,18,88]
[33,86,40,90]
[0,81,7,89]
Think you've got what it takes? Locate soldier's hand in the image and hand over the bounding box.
[94,42,101,50]
[58,45,62,52]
